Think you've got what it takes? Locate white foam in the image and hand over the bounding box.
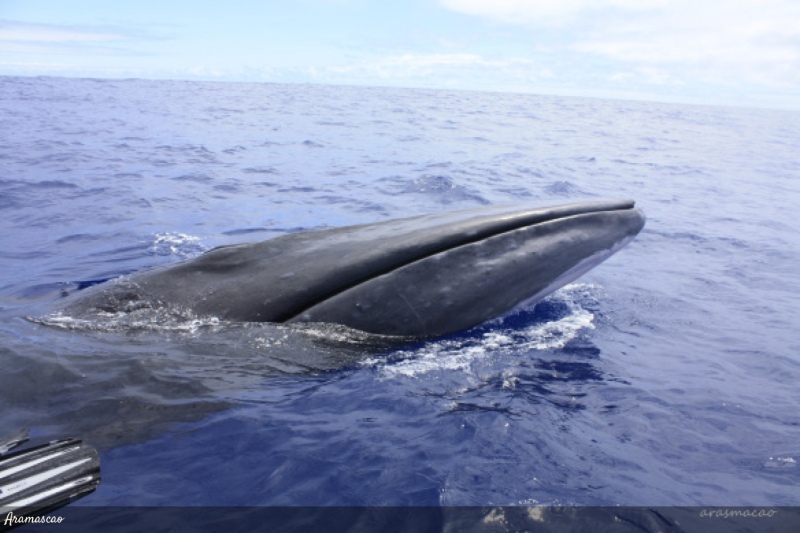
[149,232,207,258]
[31,308,222,335]
[374,283,600,379]
[764,456,797,469]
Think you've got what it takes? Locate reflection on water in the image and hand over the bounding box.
[4,284,602,452]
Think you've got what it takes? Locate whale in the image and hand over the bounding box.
[61,199,645,339]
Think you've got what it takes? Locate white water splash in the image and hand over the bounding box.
[764,456,797,469]
[373,283,599,379]
[31,308,222,335]
[149,232,207,259]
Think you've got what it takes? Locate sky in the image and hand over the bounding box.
[1,0,799,110]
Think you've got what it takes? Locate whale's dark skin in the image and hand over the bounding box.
[62,199,645,338]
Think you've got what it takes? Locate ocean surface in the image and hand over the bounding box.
[1,76,799,520]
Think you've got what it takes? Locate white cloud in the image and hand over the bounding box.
[296,53,547,92]
[0,20,126,44]
[577,2,800,88]
[440,0,672,25]
[441,0,800,90]
[186,66,226,78]
[325,53,534,80]
[373,53,530,70]
[0,19,166,68]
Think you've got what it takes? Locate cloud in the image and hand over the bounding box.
[315,53,544,90]
[440,0,800,90]
[358,53,531,73]
[0,19,168,78]
[440,0,672,25]
[0,19,127,44]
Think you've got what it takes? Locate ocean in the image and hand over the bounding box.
[1,76,799,529]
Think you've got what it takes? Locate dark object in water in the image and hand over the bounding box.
[62,199,645,339]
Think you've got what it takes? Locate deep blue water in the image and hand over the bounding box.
[1,76,799,514]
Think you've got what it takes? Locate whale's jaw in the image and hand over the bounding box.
[288,201,645,337]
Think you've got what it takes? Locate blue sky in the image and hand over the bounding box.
[2,0,799,109]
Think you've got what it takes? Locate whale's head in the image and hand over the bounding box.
[63,199,645,339]
[286,199,645,337]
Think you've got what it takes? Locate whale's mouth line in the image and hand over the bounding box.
[280,200,639,323]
